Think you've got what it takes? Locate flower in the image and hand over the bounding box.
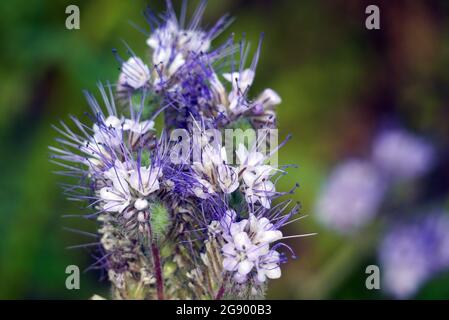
[99,162,132,213]
[144,2,230,88]
[118,57,151,90]
[242,175,275,209]
[51,0,303,299]
[223,69,255,115]
[372,128,434,180]
[128,165,162,196]
[123,119,155,135]
[91,115,124,149]
[217,214,283,283]
[236,143,276,208]
[316,159,386,234]
[192,144,239,195]
[255,250,282,282]
[379,213,449,299]
[250,89,282,128]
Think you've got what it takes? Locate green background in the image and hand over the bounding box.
[1,0,449,299]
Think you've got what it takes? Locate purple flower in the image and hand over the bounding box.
[316,159,386,234]
[143,0,231,88]
[379,212,449,299]
[372,128,434,180]
[50,0,304,299]
[215,212,283,283]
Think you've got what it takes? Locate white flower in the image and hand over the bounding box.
[192,145,239,195]
[236,143,265,170]
[123,119,155,146]
[146,19,178,50]
[177,29,210,53]
[192,178,215,199]
[222,69,255,115]
[83,117,155,170]
[243,176,275,209]
[99,161,162,214]
[209,73,228,111]
[236,144,276,208]
[216,214,283,283]
[103,116,123,129]
[146,18,210,85]
[119,57,151,90]
[123,119,154,135]
[216,164,239,194]
[251,89,282,115]
[99,163,131,213]
[248,215,283,245]
[128,166,161,196]
[92,116,124,148]
[223,69,255,99]
[147,18,210,55]
[222,231,258,283]
[256,250,282,283]
[99,186,130,213]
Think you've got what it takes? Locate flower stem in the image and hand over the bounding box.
[148,225,164,300]
[215,274,228,300]
[214,284,225,300]
[151,243,165,300]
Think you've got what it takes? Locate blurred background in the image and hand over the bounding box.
[1,0,449,299]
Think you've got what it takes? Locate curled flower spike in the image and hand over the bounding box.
[51,0,307,300]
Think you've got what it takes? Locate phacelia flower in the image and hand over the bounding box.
[51,0,304,300]
[118,57,151,90]
[192,144,239,195]
[372,128,434,180]
[379,212,449,299]
[144,1,230,88]
[236,143,277,208]
[216,213,283,284]
[316,159,386,234]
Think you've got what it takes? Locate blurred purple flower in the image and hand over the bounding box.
[379,212,449,299]
[316,160,386,234]
[372,129,434,180]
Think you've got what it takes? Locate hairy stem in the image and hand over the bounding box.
[148,225,164,300]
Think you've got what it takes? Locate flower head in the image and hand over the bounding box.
[316,159,386,234]
[217,213,283,283]
[372,128,434,180]
[118,57,151,91]
[379,212,449,299]
[51,0,304,300]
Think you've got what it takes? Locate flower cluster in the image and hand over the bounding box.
[209,210,285,284]
[315,159,386,233]
[51,1,304,300]
[380,213,449,298]
[315,125,449,299]
[316,127,434,234]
